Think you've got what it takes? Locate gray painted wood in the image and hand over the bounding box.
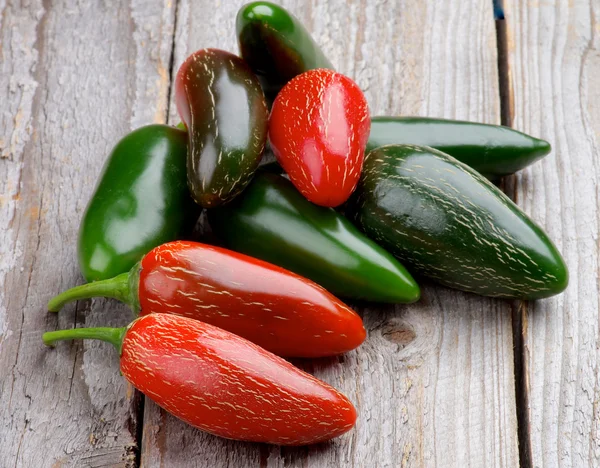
[140,1,519,467]
[0,0,175,466]
[504,1,600,467]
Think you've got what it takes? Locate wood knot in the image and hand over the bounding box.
[381,322,416,347]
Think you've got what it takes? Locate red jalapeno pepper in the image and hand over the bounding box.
[48,241,365,358]
[42,314,357,445]
[269,69,370,207]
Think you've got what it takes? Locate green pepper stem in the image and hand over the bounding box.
[43,326,127,354]
[48,272,131,312]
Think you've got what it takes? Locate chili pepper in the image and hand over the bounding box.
[49,240,365,358]
[346,145,569,299]
[207,172,419,303]
[269,69,370,207]
[367,117,552,179]
[236,1,334,104]
[78,125,198,282]
[175,48,268,208]
[43,314,357,445]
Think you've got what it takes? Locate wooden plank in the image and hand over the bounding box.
[140,1,519,466]
[0,0,176,465]
[503,1,600,466]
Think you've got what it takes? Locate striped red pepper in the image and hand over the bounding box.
[49,241,366,357]
[43,314,357,445]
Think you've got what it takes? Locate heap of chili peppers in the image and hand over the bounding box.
[43,1,569,447]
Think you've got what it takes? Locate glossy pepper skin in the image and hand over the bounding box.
[347,145,569,299]
[78,125,198,282]
[237,1,334,104]
[43,314,357,445]
[269,69,370,207]
[48,241,365,358]
[367,117,552,179]
[208,172,419,303]
[175,48,268,208]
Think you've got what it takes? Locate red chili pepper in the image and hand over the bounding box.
[269,68,370,207]
[48,241,366,358]
[43,314,357,445]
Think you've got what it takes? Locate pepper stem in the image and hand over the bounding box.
[43,326,127,354]
[48,273,130,312]
[48,263,141,313]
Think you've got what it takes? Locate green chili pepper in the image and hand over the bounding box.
[175,48,268,208]
[367,117,552,179]
[78,125,198,282]
[346,145,568,299]
[207,172,420,303]
[236,1,334,104]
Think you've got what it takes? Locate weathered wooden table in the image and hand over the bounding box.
[1,0,597,466]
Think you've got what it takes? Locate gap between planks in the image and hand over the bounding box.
[495,4,533,468]
[164,0,182,126]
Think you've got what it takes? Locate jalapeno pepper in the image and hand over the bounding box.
[49,241,365,358]
[367,117,552,179]
[78,125,198,282]
[207,172,420,303]
[43,314,357,445]
[269,69,370,207]
[347,145,568,299]
[175,48,268,208]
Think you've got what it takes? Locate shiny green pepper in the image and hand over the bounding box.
[236,1,334,104]
[367,117,552,179]
[175,48,268,208]
[207,172,420,303]
[347,145,568,299]
[78,125,198,282]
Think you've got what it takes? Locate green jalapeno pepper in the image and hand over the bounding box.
[367,117,551,179]
[346,145,568,299]
[175,48,268,208]
[78,125,198,282]
[207,172,420,303]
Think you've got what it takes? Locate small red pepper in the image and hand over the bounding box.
[269,68,370,207]
[48,241,366,358]
[43,314,357,445]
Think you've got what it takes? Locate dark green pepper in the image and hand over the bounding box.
[236,1,334,104]
[347,145,568,299]
[78,125,198,282]
[207,172,419,303]
[367,117,552,179]
[175,48,268,208]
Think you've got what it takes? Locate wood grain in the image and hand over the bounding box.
[503,1,600,467]
[140,1,519,467]
[0,0,175,466]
